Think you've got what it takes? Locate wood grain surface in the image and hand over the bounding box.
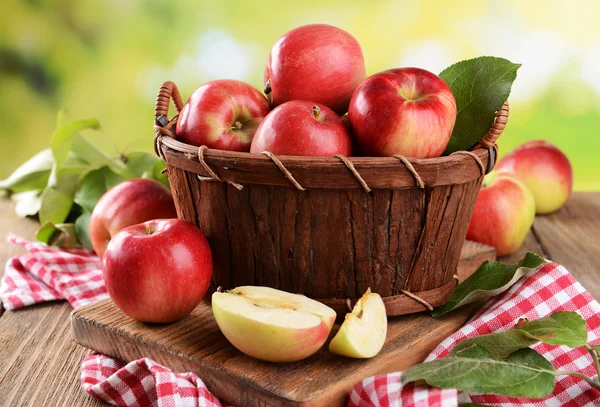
[176,166,485,316]
[0,193,599,406]
[71,241,494,407]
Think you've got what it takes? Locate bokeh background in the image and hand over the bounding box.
[1,0,598,189]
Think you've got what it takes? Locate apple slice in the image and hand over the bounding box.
[328,289,387,358]
[212,286,337,363]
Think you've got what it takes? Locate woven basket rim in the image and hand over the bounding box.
[158,136,493,190]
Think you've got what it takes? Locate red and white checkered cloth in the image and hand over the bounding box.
[1,234,107,310]
[348,262,600,407]
[2,235,600,406]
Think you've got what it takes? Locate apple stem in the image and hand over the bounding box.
[232,121,243,130]
[312,105,321,120]
[264,79,271,95]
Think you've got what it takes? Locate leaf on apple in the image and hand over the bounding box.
[402,346,556,398]
[440,56,521,154]
[431,252,546,317]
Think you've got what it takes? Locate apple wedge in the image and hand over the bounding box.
[212,286,337,363]
[329,289,387,358]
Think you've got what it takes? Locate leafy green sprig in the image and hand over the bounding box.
[403,252,600,400]
[0,112,168,249]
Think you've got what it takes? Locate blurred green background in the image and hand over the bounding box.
[1,0,598,189]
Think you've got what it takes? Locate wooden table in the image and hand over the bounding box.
[0,192,599,406]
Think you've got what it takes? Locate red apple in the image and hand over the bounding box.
[250,101,352,157]
[175,79,270,151]
[90,178,177,258]
[496,140,573,214]
[348,67,457,158]
[103,219,213,323]
[467,171,536,256]
[264,24,366,115]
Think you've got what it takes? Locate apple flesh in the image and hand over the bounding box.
[348,67,457,158]
[103,219,213,323]
[467,171,536,256]
[90,178,177,258]
[329,289,387,358]
[176,79,271,151]
[264,24,366,115]
[496,140,573,214]
[212,286,336,362]
[250,101,352,157]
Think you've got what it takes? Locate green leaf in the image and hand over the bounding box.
[36,222,61,244]
[117,151,160,179]
[36,222,79,249]
[70,134,114,167]
[452,329,539,358]
[432,252,546,317]
[75,212,93,250]
[402,346,555,398]
[521,312,588,348]
[440,57,521,154]
[591,345,600,353]
[74,166,125,213]
[50,118,100,168]
[39,187,74,225]
[0,149,54,193]
[12,190,43,217]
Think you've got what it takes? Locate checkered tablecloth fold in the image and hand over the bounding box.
[0,234,107,310]
[81,354,226,407]
[2,236,600,406]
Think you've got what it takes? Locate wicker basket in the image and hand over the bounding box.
[153,81,508,316]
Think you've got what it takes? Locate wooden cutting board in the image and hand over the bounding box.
[71,241,495,407]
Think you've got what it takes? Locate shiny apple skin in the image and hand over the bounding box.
[175,79,270,151]
[496,140,573,214]
[102,219,213,323]
[348,67,457,158]
[90,178,177,258]
[250,100,352,157]
[264,24,366,115]
[467,172,536,256]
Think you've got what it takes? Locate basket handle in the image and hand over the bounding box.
[154,81,184,158]
[155,81,183,121]
[472,101,509,150]
[470,101,509,173]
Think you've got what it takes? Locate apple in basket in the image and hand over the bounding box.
[264,24,366,114]
[212,286,336,362]
[103,219,213,323]
[467,171,536,256]
[348,67,457,158]
[250,101,352,156]
[90,178,177,258]
[496,140,573,215]
[176,79,270,151]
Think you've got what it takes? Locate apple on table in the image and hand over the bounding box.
[496,140,573,214]
[467,171,536,256]
[103,219,213,324]
[90,178,177,258]
[212,286,336,362]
